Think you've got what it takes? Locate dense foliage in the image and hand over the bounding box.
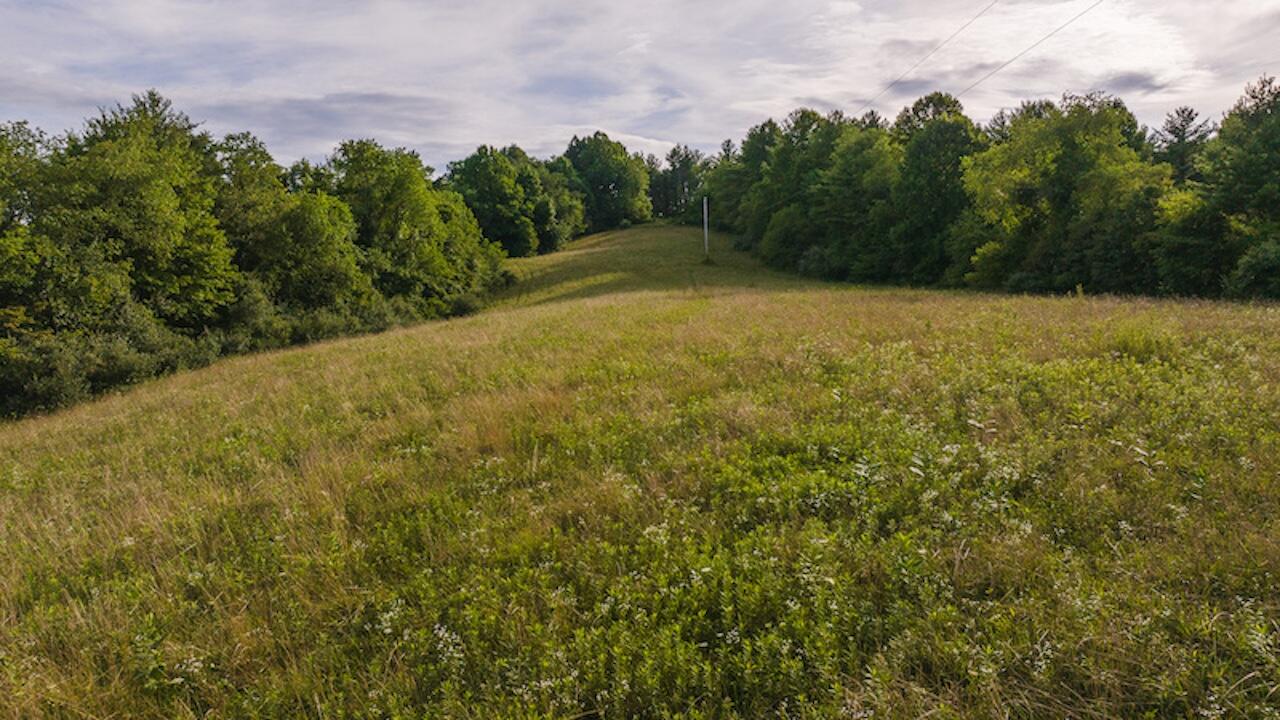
[684,78,1280,300]
[445,145,586,257]
[1,94,663,417]
[646,144,706,222]
[564,132,653,231]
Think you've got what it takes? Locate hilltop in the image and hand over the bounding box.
[3,226,1279,718]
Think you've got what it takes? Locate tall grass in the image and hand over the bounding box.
[2,226,1279,717]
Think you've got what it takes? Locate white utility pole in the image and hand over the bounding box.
[702,196,710,261]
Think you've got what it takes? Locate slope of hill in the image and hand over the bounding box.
[3,226,1279,718]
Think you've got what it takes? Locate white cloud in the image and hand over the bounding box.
[2,0,1277,167]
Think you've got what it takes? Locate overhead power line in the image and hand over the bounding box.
[858,0,1000,115]
[957,0,1107,98]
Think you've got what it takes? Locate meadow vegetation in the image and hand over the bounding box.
[2,226,1278,718]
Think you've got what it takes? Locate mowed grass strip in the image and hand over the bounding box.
[2,226,1279,718]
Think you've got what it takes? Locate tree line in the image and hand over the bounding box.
[5,78,1276,416]
[0,93,653,416]
[645,77,1280,299]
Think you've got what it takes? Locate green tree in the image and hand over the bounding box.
[1154,107,1214,184]
[564,132,652,230]
[270,192,371,309]
[740,110,846,265]
[37,91,238,327]
[1226,239,1280,298]
[759,205,811,272]
[1151,188,1237,296]
[648,144,705,220]
[0,122,45,233]
[214,132,291,273]
[984,99,1057,144]
[701,121,781,239]
[533,155,587,253]
[1190,76,1280,297]
[0,225,133,332]
[892,92,965,143]
[1203,77,1280,237]
[284,157,337,194]
[448,146,539,257]
[0,227,43,317]
[328,139,503,314]
[856,110,889,130]
[448,145,587,257]
[812,125,902,280]
[889,109,981,284]
[964,94,1170,293]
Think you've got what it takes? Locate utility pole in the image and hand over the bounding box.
[702,196,710,262]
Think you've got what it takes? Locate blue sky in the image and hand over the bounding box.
[2,0,1277,168]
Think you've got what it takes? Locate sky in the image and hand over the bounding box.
[2,0,1278,169]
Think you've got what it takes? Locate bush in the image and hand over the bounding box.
[758,205,810,271]
[0,298,226,417]
[797,245,840,280]
[449,293,485,317]
[288,308,366,344]
[1094,318,1182,363]
[217,275,291,355]
[1226,238,1280,298]
[0,330,90,415]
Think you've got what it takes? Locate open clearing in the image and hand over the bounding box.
[3,226,1279,718]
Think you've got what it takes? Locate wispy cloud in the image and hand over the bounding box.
[1,0,1277,167]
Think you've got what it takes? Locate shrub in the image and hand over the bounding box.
[758,205,810,271]
[1094,318,1182,363]
[796,244,840,279]
[217,275,291,355]
[0,330,90,415]
[1226,238,1280,298]
[449,293,485,316]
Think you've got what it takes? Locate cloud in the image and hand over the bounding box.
[522,74,623,102]
[1103,71,1169,96]
[1,0,1278,168]
[190,92,460,164]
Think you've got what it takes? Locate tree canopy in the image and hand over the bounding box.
[564,132,652,231]
[0,93,518,416]
[691,77,1279,300]
[647,144,706,221]
[446,145,588,257]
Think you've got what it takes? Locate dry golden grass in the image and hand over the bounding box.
[2,225,1279,718]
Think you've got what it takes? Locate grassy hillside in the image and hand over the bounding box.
[3,226,1279,718]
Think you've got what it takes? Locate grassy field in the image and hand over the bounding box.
[3,225,1279,718]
